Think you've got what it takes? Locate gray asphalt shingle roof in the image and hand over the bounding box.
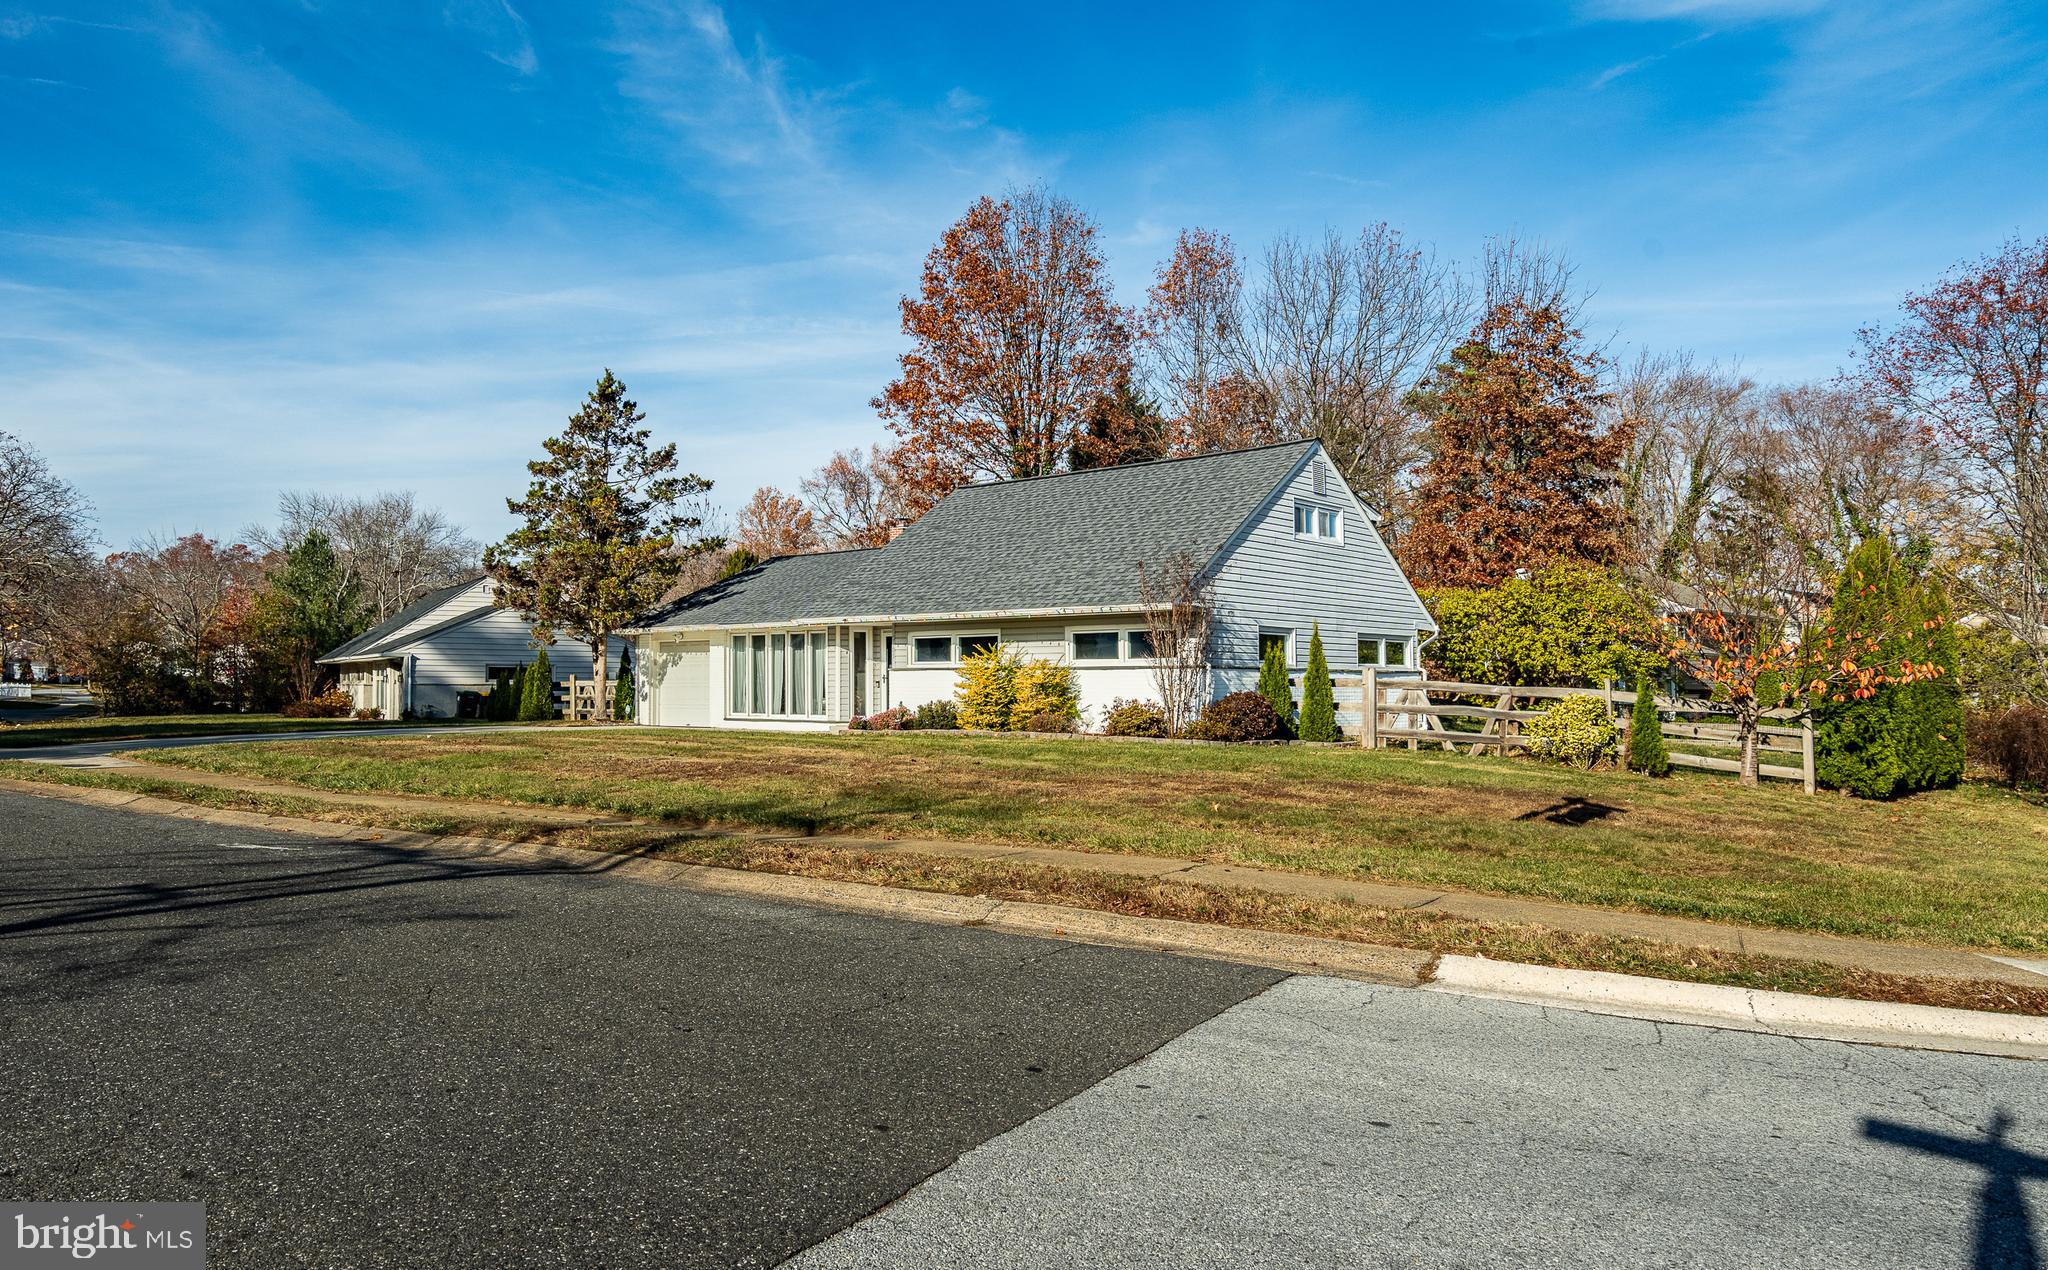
[319,575,485,662]
[636,440,1317,628]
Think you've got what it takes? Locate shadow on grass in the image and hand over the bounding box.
[1513,797,1625,827]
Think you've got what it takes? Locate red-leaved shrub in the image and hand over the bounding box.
[1971,704,2048,789]
[1187,691,1284,743]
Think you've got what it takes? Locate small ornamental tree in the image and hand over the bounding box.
[1626,671,1669,776]
[613,646,635,723]
[1138,552,1215,737]
[1299,624,1338,741]
[486,370,715,722]
[1258,638,1295,737]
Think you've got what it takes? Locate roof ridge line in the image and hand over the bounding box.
[947,437,1317,492]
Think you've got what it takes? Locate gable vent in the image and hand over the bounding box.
[1312,461,1327,496]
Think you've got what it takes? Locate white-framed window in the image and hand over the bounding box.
[1356,636,1408,667]
[730,629,829,718]
[906,632,1000,667]
[1259,629,1292,666]
[1293,500,1342,542]
[1126,628,1157,659]
[1070,629,1121,661]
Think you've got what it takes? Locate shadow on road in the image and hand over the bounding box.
[0,840,637,1000]
[1865,1111,2045,1269]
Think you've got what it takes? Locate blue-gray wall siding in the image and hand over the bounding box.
[1208,454,1434,671]
[403,607,623,718]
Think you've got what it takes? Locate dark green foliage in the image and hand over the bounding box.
[1627,672,1669,776]
[1103,698,1168,737]
[1188,691,1284,743]
[255,531,370,699]
[1257,638,1295,737]
[1971,704,2048,789]
[1814,537,1964,798]
[717,547,762,581]
[912,700,960,730]
[519,647,554,721]
[613,647,635,723]
[1298,624,1338,742]
[485,671,517,722]
[1420,564,1660,687]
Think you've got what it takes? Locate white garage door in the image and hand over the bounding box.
[656,640,711,727]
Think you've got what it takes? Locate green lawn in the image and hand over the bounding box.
[121,727,2048,952]
[0,713,502,748]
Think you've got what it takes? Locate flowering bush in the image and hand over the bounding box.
[1524,695,1618,768]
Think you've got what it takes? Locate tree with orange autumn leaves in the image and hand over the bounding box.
[873,186,1134,512]
[734,485,822,558]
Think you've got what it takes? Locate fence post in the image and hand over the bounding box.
[1362,667,1378,750]
[1801,715,1816,795]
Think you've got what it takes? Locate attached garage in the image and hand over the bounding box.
[651,639,712,727]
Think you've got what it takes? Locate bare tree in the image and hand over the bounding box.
[1767,382,1940,572]
[253,491,480,623]
[1613,352,1759,579]
[1141,228,1247,454]
[1227,224,1469,518]
[0,431,94,678]
[1479,235,1586,327]
[801,444,908,548]
[1138,552,1216,737]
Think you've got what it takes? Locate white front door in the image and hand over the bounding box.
[656,641,711,726]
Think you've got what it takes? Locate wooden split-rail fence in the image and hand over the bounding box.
[558,676,607,723]
[1323,670,1816,793]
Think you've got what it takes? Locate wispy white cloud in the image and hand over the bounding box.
[443,0,537,75]
[1579,0,1822,20]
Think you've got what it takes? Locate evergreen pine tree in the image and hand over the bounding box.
[1627,672,1669,776]
[1299,625,1337,742]
[613,647,635,723]
[520,648,554,721]
[1258,638,1295,738]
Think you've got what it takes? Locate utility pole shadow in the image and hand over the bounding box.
[1864,1111,2044,1270]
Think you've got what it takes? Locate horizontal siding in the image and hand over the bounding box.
[1209,454,1435,670]
[403,608,622,718]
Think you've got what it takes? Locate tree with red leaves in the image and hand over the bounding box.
[1857,235,2048,683]
[734,486,821,559]
[873,187,1133,509]
[1399,300,1628,588]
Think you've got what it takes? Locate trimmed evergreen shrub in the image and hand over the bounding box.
[1421,564,1662,687]
[1299,624,1338,741]
[613,647,635,722]
[956,645,1021,730]
[1257,638,1295,737]
[1524,695,1618,768]
[1626,672,1669,776]
[1010,659,1080,731]
[1103,698,1168,737]
[1188,691,1284,743]
[913,700,960,730]
[519,648,554,721]
[1815,538,1964,798]
[485,673,514,722]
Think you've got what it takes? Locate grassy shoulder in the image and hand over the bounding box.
[104,727,2048,953]
[12,760,2046,1018]
[0,713,509,748]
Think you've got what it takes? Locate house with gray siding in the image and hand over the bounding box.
[320,575,623,719]
[623,440,1434,733]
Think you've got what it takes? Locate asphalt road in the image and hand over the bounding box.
[4,792,2044,1269]
[0,792,1280,1267]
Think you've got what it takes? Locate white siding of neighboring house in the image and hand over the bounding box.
[401,607,622,719]
[1207,454,1436,695]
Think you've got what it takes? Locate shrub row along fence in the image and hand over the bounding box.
[1325,670,1816,793]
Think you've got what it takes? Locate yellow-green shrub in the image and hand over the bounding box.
[956,645,1020,730]
[1010,658,1079,731]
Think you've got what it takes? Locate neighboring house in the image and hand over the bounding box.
[623,439,1436,732]
[320,575,623,719]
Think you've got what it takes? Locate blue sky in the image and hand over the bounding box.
[3,1,2044,548]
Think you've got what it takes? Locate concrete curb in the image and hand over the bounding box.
[8,775,2046,1059]
[1426,955,2048,1060]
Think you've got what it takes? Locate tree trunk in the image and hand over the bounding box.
[592,637,610,723]
[1736,703,1761,787]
